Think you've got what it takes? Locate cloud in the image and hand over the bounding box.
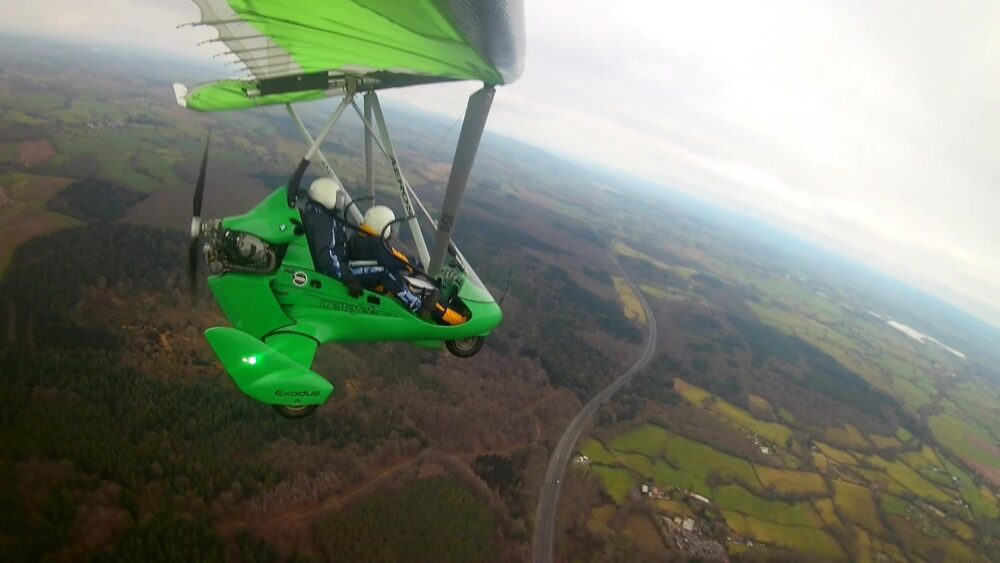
[3,0,999,326]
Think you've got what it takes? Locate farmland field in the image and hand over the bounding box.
[832,480,889,536]
[561,70,1000,560]
[722,511,843,559]
[584,377,998,559]
[580,438,615,464]
[753,465,827,495]
[585,221,1000,559]
[608,423,669,457]
[0,173,79,274]
[580,236,1000,557]
[612,275,646,323]
[591,465,638,505]
[713,484,824,527]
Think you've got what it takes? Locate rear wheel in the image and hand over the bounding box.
[273,404,318,419]
[446,337,484,358]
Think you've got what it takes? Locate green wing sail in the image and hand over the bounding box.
[181,0,525,112]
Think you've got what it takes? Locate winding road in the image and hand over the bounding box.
[532,257,658,563]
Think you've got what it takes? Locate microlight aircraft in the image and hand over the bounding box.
[174,0,525,418]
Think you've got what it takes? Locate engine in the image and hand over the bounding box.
[200,219,278,274]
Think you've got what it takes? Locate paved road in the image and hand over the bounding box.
[532,258,658,563]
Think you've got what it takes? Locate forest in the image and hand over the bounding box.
[315,476,498,563]
[0,220,446,561]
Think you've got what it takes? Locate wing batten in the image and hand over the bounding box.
[191,0,301,80]
[181,0,525,112]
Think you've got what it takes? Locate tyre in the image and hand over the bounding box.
[273,404,318,419]
[446,336,484,358]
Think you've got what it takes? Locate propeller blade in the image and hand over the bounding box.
[191,126,212,237]
[498,266,513,306]
[189,239,200,303]
[189,127,212,304]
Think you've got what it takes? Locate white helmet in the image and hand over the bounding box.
[307,177,344,210]
[363,205,396,238]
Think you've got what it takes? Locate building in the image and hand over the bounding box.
[690,493,711,504]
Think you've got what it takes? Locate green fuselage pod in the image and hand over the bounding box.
[267,262,502,344]
[205,327,331,406]
[203,186,502,408]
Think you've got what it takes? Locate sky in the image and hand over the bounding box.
[2,0,998,328]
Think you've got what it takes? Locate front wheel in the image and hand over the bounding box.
[446,337,484,358]
[273,404,318,419]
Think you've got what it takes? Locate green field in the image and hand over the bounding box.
[660,432,764,492]
[739,256,1000,497]
[878,493,910,518]
[832,480,888,536]
[812,498,840,526]
[723,511,844,559]
[941,457,999,518]
[710,398,793,445]
[616,451,655,478]
[868,433,903,450]
[586,382,999,560]
[608,423,670,457]
[824,424,873,450]
[612,276,645,322]
[613,242,698,278]
[885,514,977,561]
[674,379,793,444]
[754,465,827,495]
[0,173,80,274]
[590,213,1000,560]
[581,438,616,464]
[0,143,17,162]
[817,442,858,466]
[930,412,1000,475]
[592,424,765,500]
[864,455,953,503]
[592,465,640,505]
[639,283,688,301]
[651,459,711,497]
[673,378,712,405]
[714,484,824,527]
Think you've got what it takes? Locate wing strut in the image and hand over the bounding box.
[364,93,376,204]
[351,93,431,267]
[347,95,491,297]
[428,86,495,277]
[283,100,364,224]
[285,95,351,207]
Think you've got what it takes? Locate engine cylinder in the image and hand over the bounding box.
[201,220,277,274]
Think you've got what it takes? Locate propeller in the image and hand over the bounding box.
[498,266,513,306]
[189,127,212,303]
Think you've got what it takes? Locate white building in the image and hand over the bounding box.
[690,493,711,504]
